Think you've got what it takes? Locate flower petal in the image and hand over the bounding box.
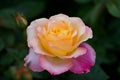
[63,47,87,58]
[49,14,69,21]
[27,18,48,47]
[48,14,70,30]
[70,17,86,37]
[39,55,73,75]
[24,49,44,72]
[70,43,96,74]
[27,18,53,56]
[79,26,93,43]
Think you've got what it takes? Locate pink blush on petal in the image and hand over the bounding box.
[39,55,73,75]
[24,49,44,72]
[70,59,90,74]
[70,43,96,74]
[25,14,95,75]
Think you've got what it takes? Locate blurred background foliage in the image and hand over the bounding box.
[0,0,120,80]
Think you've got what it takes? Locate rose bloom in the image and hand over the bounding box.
[24,14,96,75]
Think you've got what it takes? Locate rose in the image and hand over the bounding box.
[24,14,96,75]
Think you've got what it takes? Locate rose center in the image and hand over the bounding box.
[37,20,77,57]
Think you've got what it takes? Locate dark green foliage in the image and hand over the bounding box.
[0,0,120,80]
[107,0,120,18]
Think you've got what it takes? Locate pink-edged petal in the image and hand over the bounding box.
[49,14,69,21]
[79,26,93,43]
[28,38,54,57]
[27,18,48,51]
[24,49,44,72]
[27,18,48,46]
[70,43,96,74]
[70,17,86,36]
[48,14,70,30]
[27,18,53,56]
[39,55,73,75]
[63,47,87,58]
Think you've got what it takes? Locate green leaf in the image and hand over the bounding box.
[1,32,15,47]
[0,29,15,47]
[95,44,107,64]
[0,1,45,29]
[0,9,16,29]
[107,1,120,18]
[66,65,108,80]
[5,34,15,47]
[90,2,105,24]
[77,4,93,22]
[0,53,14,66]
[31,71,51,79]
[16,48,27,59]
[15,1,45,19]
[0,48,19,66]
[4,69,14,78]
[83,65,109,80]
